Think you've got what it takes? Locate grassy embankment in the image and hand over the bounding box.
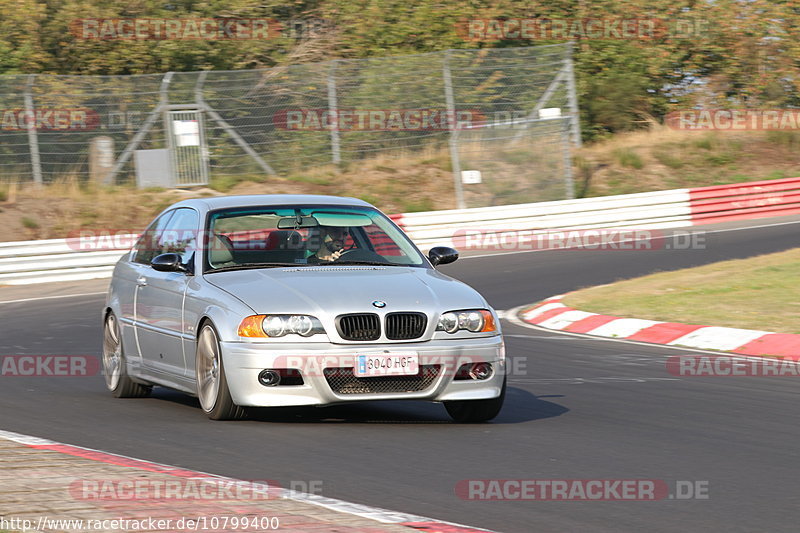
[2,127,800,241]
[562,248,800,334]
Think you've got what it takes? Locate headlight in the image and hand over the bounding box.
[263,316,286,337]
[238,315,325,338]
[436,309,496,333]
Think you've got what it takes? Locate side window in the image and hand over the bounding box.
[132,211,175,265]
[157,208,200,264]
[363,223,405,257]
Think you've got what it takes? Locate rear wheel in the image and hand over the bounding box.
[103,312,151,398]
[444,376,506,423]
[196,323,245,421]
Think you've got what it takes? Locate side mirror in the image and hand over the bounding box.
[151,253,190,273]
[428,246,459,267]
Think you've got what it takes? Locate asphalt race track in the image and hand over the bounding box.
[2,217,800,532]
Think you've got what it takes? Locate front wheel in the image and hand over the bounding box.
[444,376,506,423]
[196,323,245,421]
[102,312,151,398]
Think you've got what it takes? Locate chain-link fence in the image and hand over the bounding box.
[0,43,579,208]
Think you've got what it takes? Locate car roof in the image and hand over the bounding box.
[166,194,374,212]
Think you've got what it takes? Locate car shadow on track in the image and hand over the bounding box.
[149,386,568,424]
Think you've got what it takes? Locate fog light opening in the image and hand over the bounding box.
[469,362,493,380]
[258,369,281,386]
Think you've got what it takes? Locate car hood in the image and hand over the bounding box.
[204,266,489,316]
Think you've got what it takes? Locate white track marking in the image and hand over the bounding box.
[0,291,106,305]
[668,326,772,351]
[0,428,493,531]
[503,333,586,340]
[501,304,773,358]
[585,318,661,338]
[537,310,596,330]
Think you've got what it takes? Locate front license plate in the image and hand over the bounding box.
[355,354,419,377]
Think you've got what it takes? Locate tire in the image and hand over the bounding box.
[103,312,151,399]
[195,322,246,421]
[444,376,506,423]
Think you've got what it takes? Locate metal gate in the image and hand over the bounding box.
[165,108,209,186]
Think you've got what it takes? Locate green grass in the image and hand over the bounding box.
[209,175,264,192]
[692,134,716,150]
[399,198,435,212]
[287,174,334,185]
[21,216,39,229]
[766,130,800,148]
[705,152,737,166]
[653,148,684,169]
[563,248,800,334]
[612,148,644,169]
[418,155,451,170]
[500,150,538,165]
[603,170,644,194]
[373,165,398,174]
[357,194,381,206]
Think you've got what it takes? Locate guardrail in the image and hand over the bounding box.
[2,177,800,286]
[392,188,693,248]
[688,177,800,225]
[0,235,134,286]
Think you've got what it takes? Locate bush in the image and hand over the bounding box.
[21,216,39,229]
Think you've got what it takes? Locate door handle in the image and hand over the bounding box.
[136,276,148,287]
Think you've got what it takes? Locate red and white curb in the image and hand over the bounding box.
[0,429,494,533]
[518,295,800,357]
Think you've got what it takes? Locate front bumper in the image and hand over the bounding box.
[221,335,505,407]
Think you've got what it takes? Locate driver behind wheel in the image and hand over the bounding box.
[307,226,349,262]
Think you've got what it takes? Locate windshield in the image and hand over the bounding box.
[204,204,427,272]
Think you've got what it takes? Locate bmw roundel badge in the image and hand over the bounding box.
[372,300,387,308]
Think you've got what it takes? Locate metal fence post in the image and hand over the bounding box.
[443,50,466,209]
[195,71,276,176]
[561,120,575,199]
[105,72,174,185]
[327,60,341,165]
[566,41,582,148]
[23,75,43,185]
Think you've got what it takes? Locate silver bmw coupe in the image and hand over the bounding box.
[102,195,505,422]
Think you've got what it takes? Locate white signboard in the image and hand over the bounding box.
[461,170,482,184]
[173,119,200,147]
[539,107,562,119]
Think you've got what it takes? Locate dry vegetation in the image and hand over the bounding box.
[0,150,454,242]
[2,127,800,242]
[575,126,800,197]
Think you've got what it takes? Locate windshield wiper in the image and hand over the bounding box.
[206,262,304,273]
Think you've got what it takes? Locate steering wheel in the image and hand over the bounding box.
[332,248,386,263]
